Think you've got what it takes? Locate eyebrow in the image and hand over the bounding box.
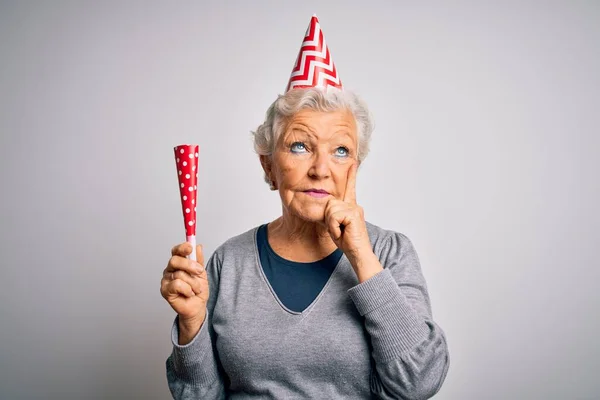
[335,130,353,139]
[288,127,354,141]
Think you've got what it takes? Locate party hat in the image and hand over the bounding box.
[174,144,199,261]
[286,15,342,92]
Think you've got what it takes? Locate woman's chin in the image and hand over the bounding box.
[287,204,326,223]
[301,207,327,223]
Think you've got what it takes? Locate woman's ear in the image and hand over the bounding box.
[259,155,272,177]
[260,155,278,190]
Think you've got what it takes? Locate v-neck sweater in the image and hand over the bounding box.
[166,221,450,399]
[256,222,343,313]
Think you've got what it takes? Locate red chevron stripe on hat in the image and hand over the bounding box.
[286,15,342,92]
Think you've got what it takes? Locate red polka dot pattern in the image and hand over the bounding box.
[174,144,199,237]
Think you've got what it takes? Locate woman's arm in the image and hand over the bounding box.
[347,232,450,399]
[166,251,228,399]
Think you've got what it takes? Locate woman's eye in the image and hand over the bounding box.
[290,142,307,153]
[335,146,349,157]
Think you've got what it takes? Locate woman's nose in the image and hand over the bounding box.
[308,150,330,178]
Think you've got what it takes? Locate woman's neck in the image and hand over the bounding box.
[268,215,337,260]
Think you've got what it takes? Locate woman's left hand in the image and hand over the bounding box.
[322,161,372,263]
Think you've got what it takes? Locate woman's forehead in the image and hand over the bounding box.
[284,109,357,138]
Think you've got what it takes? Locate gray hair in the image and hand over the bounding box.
[251,88,374,186]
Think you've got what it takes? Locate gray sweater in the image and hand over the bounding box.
[166,221,450,399]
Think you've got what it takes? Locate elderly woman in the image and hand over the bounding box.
[161,16,449,400]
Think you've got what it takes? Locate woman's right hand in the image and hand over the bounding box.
[161,242,210,343]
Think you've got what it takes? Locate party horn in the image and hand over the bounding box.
[174,144,199,261]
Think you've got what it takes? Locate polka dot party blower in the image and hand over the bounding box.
[174,144,199,262]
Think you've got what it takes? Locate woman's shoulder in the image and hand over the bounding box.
[211,224,262,259]
[365,220,415,255]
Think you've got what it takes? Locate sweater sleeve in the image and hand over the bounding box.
[165,251,228,400]
[346,232,450,400]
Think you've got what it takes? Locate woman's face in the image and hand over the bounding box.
[262,108,358,224]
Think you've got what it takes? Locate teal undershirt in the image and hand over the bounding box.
[256,223,343,312]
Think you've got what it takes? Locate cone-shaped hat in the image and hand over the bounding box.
[286,15,342,92]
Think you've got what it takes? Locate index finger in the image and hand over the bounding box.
[171,242,192,257]
[343,161,358,204]
[165,255,204,276]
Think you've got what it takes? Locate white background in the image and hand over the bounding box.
[1,1,598,398]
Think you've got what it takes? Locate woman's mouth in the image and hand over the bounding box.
[303,190,329,198]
